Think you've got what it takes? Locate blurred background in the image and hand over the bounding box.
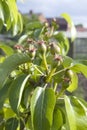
[17,0,87,59]
[1,0,87,100]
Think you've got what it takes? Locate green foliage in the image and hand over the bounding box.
[61,13,77,41]
[0,2,87,130]
[0,0,23,35]
[64,96,87,130]
[31,87,56,130]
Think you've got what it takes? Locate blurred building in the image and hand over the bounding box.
[46,18,67,31]
[28,10,68,31]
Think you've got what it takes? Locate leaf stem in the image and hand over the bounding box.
[52,66,72,77]
[43,53,48,73]
[32,64,45,75]
[53,82,57,92]
[46,68,56,82]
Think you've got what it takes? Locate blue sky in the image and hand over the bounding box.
[17,0,87,26]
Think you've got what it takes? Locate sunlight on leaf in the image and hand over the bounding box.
[61,13,76,41]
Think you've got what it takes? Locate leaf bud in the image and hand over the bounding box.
[50,42,61,55]
[62,70,73,89]
[52,54,63,68]
[38,40,47,54]
[14,45,24,53]
[62,77,71,89]
[29,48,36,60]
[27,38,33,44]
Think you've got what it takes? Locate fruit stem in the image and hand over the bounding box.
[43,53,48,74]
[53,82,57,92]
[52,66,72,77]
[46,68,56,82]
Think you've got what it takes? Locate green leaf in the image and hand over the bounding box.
[63,56,73,68]
[12,23,19,36]
[0,53,30,89]
[0,110,4,129]
[53,65,64,83]
[34,29,42,39]
[71,96,87,130]
[0,56,5,63]
[78,98,87,108]
[17,12,23,33]
[51,108,63,130]
[0,85,8,109]
[64,96,87,130]
[67,72,78,92]
[4,107,15,119]
[64,95,77,130]
[5,117,18,130]
[61,13,76,41]
[0,1,4,22]
[0,80,11,109]
[22,85,34,108]
[31,87,56,130]
[71,63,87,78]
[0,43,14,56]
[2,1,11,30]
[9,74,30,113]
[18,34,28,45]
[3,0,23,33]
[0,19,3,31]
[7,0,18,24]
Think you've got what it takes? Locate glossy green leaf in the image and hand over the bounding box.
[4,107,15,119]
[26,116,33,130]
[2,1,11,28]
[63,56,73,68]
[31,87,56,130]
[12,23,19,36]
[71,96,87,130]
[0,56,5,63]
[67,72,78,92]
[0,80,11,109]
[78,98,87,108]
[9,74,30,113]
[51,108,63,130]
[71,97,87,115]
[7,0,18,24]
[0,1,4,22]
[61,13,76,41]
[0,53,30,89]
[0,0,23,33]
[64,96,87,130]
[5,117,18,130]
[64,95,77,130]
[71,63,87,78]
[53,65,65,83]
[18,34,28,45]
[22,85,34,108]
[18,12,23,34]
[34,29,42,39]
[0,43,14,56]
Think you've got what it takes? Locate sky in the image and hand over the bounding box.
[17,0,87,26]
